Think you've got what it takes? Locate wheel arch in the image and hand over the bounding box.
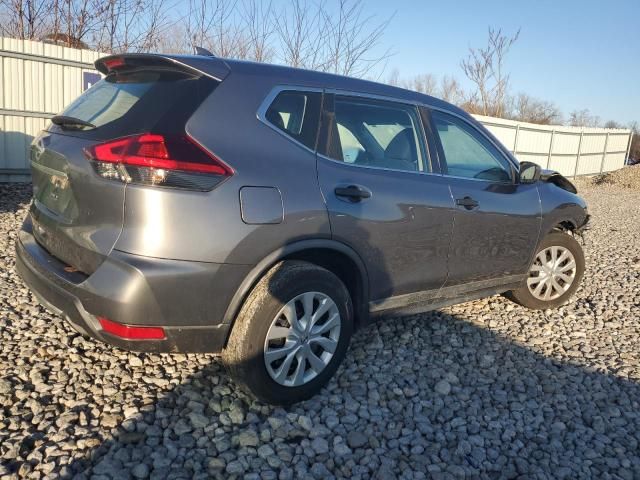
[540,199,589,237]
[221,239,370,346]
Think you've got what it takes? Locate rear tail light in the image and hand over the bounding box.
[84,134,232,190]
[98,317,166,340]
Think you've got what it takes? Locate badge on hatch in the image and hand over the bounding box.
[49,174,68,200]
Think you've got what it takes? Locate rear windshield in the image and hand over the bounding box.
[49,70,216,140]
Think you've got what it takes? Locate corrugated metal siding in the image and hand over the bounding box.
[474,115,631,177]
[0,37,102,182]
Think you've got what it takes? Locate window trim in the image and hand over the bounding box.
[256,85,324,155]
[419,106,444,174]
[426,108,517,184]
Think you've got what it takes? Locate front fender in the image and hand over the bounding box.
[538,181,589,236]
[540,169,578,194]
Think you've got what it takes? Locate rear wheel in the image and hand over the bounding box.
[505,231,585,310]
[222,261,353,405]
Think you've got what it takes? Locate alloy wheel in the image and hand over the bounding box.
[527,246,577,301]
[264,292,341,387]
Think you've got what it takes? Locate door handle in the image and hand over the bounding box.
[455,196,479,210]
[334,185,372,202]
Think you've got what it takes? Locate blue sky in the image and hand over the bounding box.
[357,0,638,125]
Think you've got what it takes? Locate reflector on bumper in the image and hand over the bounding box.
[98,317,166,340]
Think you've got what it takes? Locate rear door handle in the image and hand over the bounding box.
[334,185,372,202]
[455,196,479,210]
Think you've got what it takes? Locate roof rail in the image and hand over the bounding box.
[194,46,215,57]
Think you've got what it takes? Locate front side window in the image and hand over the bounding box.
[327,96,427,172]
[265,90,321,149]
[431,110,512,182]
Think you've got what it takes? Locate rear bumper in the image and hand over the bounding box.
[15,219,250,353]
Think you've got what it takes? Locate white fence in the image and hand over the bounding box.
[0,37,102,182]
[474,115,632,177]
[0,37,633,182]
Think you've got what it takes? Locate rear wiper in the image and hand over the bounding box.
[51,115,96,130]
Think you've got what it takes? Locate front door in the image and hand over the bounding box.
[316,94,455,304]
[427,109,541,287]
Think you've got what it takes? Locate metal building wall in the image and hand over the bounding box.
[474,115,632,177]
[0,37,102,182]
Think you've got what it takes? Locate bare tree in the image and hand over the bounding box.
[135,0,174,52]
[321,0,393,77]
[568,109,600,128]
[155,22,190,54]
[274,0,327,70]
[460,94,484,115]
[508,93,562,125]
[241,0,273,62]
[93,0,171,53]
[403,73,437,95]
[1,0,395,79]
[61,0,109,47]
[387,68,400,86]
[440,75,464,105]
[460,34,493,115]
[461,27,520,117]
[489,27,519,117]
[0,0,50,39]
[274,0,392,76]
[184,0,250,58]
[387,71,465,105]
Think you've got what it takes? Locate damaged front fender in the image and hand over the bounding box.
[540,169,578,194]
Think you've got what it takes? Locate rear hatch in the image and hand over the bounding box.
[29,55,223,274]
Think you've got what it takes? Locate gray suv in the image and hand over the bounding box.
[16,53,589,404]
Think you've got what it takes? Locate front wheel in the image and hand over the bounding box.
[222,261,353,405]
[505,231,585,310]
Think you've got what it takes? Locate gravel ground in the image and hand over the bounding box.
[1,170,639,480]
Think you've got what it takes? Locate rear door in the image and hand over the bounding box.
[427,109,541,287]
[316,93,455,306]
[29,59,218,274]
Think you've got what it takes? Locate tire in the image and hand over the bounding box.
[505,231,585,310]
[222,260,353,405]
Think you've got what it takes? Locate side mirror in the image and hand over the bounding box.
[519,161,542,184]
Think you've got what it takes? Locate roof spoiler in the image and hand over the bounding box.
[95,54,230,82]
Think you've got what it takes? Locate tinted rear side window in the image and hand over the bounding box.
[264,91,322,150]
[50,70,216,140]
